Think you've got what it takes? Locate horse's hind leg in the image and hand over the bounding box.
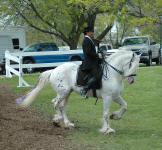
[60,92,75,128]
[52,96,63,126]
[52,90,74,128]
[110,96,127,120]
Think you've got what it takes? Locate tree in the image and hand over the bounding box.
[1,0,123,49]
[104,0,162,47]
[1,0,161,49]
[125,0,162,42]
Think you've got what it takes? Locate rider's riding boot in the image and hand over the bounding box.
[80,77,96,99]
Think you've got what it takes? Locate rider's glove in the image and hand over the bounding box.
[98,53,103,59]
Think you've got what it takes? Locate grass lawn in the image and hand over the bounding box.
[1,66,162,150]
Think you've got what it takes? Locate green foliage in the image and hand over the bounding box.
[125,0,162,42]
[0,0,123,48]
[0,0,161,47]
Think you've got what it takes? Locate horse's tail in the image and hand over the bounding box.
[18,70,52,108]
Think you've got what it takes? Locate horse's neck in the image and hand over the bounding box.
[107,54,125,73]
[105,52,131,80]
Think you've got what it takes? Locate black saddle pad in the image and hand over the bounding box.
[76,66,102,89]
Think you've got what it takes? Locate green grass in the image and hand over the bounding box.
[1,66,162,150]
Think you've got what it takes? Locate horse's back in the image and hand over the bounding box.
[49,62,79,90]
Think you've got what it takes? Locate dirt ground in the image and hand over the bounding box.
[0,84,79,150]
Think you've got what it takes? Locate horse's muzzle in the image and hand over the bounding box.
[125,76,135,84]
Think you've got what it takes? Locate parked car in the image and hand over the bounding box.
[23,42,59,52]
[99,44,112,51]
[119,36,161,66]
[21,42,59,73]
[21,42,84,73]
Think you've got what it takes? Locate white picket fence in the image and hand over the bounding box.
[5,50,82,87]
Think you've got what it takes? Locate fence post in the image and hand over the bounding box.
[5,51,12,78]
[17,55,30,87]
[18,55,23,87]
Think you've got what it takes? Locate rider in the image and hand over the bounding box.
[80,26,103,98]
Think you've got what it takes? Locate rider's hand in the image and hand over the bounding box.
[98,53,103,59]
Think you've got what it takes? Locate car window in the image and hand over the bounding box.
[51,43,58,51]
[39,43,51,51]
[107,45,112,50]
[100,45,107,51]
[23,44,36,52]
[123,37,148,46]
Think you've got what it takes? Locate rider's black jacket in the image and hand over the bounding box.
[80,36,100,71]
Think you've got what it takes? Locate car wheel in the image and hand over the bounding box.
[146,54,152,66]
[23,59,34,73]
[70,56,81,61]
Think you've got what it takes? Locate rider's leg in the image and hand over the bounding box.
[81,67,100,98]
[81,76,96,98]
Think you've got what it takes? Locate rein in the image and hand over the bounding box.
[107,63,123,75]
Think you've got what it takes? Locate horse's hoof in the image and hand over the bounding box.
[99,128,115,135]
[110,113,121,120]
[52,122,60,127]
[106,128,115,135]
[99,128,107,134]
[110,114,114,119]
[64,122,75,129]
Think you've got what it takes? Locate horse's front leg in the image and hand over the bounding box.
[110,96,127,120]
[99,96,115,134]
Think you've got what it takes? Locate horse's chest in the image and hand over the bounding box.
[103,81,124,96]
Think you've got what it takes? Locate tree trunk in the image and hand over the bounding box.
[87,13,96,30]
[69,42,78,50]
[68,34,81,50]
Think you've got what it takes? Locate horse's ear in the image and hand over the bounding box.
[133,52,141,61]
[137,49,143,57]
[136,53,141,60]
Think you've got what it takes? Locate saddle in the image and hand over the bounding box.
[76,65,102,97]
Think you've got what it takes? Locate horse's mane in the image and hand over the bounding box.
[106,50,133,63]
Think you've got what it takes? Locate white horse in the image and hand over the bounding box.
[18,50,140,134]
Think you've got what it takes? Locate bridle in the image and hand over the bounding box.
[106,63,123,75]
[102,52,137,79]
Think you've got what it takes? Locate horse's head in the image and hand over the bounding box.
[106,50,140,84]
[120,51,140,84]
